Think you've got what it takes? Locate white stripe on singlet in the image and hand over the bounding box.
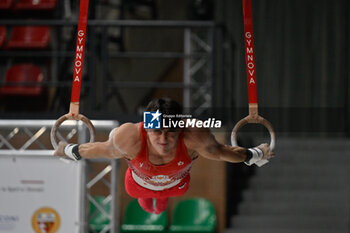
[131,171,182,191]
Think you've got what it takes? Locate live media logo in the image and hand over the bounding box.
[143,110,222,129]
[143,110,161,129]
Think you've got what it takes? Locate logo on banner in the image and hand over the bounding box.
[0,214,19,231]
[32,207,60,233]
[143,110,161,129]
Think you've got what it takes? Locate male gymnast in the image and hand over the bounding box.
[54,98,274,214]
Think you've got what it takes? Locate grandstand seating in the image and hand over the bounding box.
[0,63,44,96]
[121,199,168,233]
[6,26,50,49]
[0,26,6,48]
[13,0,57,10]
[169,198,217,233]
[0,0,14,9]
[0,0,53,112]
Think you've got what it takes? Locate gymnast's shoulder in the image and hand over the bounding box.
[109,122,141,147]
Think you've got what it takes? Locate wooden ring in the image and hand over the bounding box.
[50,113,96,149]
[231,115,276,150]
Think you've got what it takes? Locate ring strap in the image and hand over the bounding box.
[70,0,89,116]
[230,0,276,154]
[243,0,258,116]
[50,0,94,150]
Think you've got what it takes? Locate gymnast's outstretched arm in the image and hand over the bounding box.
[184,126,274,164]
[54,123,140,160]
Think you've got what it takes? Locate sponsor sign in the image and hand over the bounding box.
[0,156,83,233]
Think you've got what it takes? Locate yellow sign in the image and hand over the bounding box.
[32,207,60,233]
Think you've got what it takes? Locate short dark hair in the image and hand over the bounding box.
[146,98,183,129]
[146,98,183,115]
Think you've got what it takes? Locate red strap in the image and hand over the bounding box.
[243,0,257,104]
[70,0,89,103]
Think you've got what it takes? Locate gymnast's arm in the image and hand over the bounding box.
[184,126,273,163]
[54,123,140,160]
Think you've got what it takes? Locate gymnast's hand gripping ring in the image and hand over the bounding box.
[50,113,96,150]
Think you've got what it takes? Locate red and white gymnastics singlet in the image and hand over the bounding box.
[126,123,194,192]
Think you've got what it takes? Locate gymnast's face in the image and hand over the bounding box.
[147,128,180,155]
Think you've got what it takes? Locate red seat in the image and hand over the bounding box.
[0,0,14,9]
[6,26,50,49]
[0,26,6,48]
[0,64,44,96]
[13,0,57,10]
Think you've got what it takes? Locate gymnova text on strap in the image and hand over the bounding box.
[74,30,85,83]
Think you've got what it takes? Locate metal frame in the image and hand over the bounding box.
[0,119,119,233]
[86,158,119,233]
[183,27,214,116]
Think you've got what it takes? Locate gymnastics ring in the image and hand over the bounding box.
[231,0,276,166]
[231,115,276,151]
[50,113,96,150]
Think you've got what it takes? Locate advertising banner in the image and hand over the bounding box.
[0,156,84,233]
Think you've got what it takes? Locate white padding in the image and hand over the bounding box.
[245,147,264,166]
[64,144,78,161]
[255,159,269,167]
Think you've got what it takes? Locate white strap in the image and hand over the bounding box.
[64,144,78,161]
[255,159,269,167]
[245,147,267,166]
